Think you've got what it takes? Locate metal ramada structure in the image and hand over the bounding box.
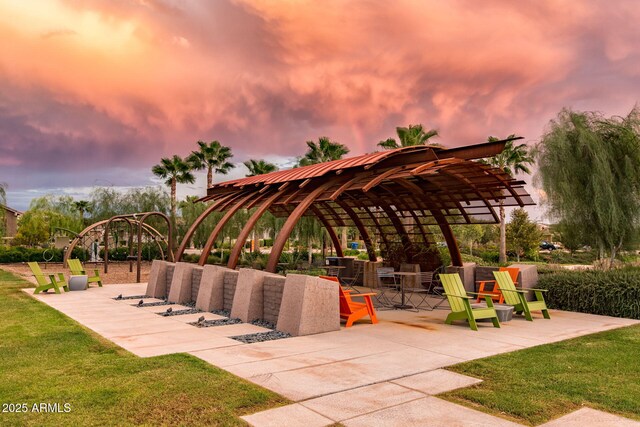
[176,138,534,272]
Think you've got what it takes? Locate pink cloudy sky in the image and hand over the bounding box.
[1,0,639,214]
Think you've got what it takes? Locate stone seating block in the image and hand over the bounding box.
[508,263,539,301]
[167,262,196,304]
[445,262,477,293]
[196,265,234,312]
[231,268,281,322]
[145,260,170,298]
[276,274,340,336]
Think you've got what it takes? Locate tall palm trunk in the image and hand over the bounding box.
[207,166,213,188]
[499,202,506,263]
[170,179,177,222]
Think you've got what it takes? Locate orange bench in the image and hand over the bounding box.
[475,267,519,304]
[320,276,378,327]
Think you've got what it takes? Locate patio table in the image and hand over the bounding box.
[393,271,419,309]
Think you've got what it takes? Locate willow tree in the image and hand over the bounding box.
[536,108,640,267]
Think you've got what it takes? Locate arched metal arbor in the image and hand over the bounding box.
[64,212,173,283]
[176,139,534,272]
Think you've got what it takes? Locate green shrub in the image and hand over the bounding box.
[342,249,360,256]
[478,250,500,264]
[357,252,370,260]
[0,247,62,263]
[538,268,640,319]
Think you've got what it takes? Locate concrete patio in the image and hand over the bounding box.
[25,283,640,426]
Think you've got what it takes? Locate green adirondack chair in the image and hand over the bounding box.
[493,271,550,321]
[439,273,500,331]
[28,262,69,294]
[67,259,103,287]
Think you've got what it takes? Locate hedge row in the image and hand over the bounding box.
[0,247,88,263]
[538,268,640,319]
[0,244,166,263]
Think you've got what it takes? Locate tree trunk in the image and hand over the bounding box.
[207,166,213,189]
[308,238,313,265]
[499,202,506,263]
[341,227,347,251]
[170,178,177,225]
[251,230,258,252]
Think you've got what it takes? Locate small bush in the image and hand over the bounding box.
[538,268,640,319]
[478,250,500,264]
[342,249,360,256]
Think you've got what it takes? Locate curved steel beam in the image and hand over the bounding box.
[343,197,390,253]
[266,181,336,272]
[334,200,377,261]
[309,205,344,258]
[393,177,463,266]
[226,191,283,270]
[175,193,239,261]
[198,193,256,265]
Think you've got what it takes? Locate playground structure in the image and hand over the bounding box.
[64,212,174,283]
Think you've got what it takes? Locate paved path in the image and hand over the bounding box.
[24,282,640,426]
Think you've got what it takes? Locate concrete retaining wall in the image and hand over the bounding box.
[231,269,282,322]
[508,263,539,301]
[145,260,169,298]
[276,274,340,336]
[222,271,239,311]
[196,265,234,311]
[165,264,175,295]
[167,262,197,304]
[263,276,286,325]
[191,266,203,302]
[445,262,477,293]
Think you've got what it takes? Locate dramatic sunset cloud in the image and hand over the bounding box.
[1,0,639,211]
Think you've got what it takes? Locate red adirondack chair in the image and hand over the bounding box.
[476,267,520,303]
[320,276,378,327]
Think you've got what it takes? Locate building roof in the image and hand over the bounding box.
[1,205,22,216]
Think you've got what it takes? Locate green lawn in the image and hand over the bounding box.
[0,269,288,426]
[442,324,640,425]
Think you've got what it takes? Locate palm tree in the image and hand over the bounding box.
[377,124,440,150]
[298,137,350,166]
[244,159,278,176]
[241,159,279,250]
[73,200,91,225]
[481,135,534,263]
[152,155,196,223]
[188,140,235,188]
[297,136,351,250]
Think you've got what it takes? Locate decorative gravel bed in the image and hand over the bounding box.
[210,309,231,317]
[132,301,172,307]
[230,331,291,344]
[157,308,201,317]
[250,319,276,330]
[112,294,149,301]
[189,318,243,328]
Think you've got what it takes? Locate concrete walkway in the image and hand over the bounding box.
[24,283,640,426]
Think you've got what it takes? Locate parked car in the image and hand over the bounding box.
[540,241,557,250]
